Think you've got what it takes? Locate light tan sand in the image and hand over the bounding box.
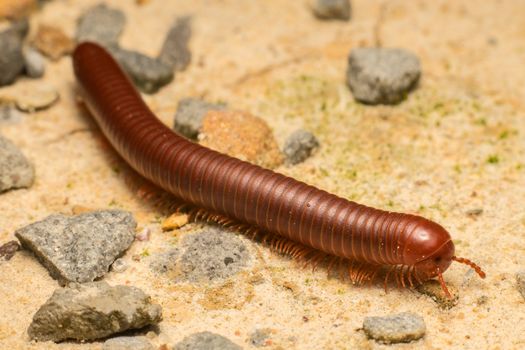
[1,0,525,349]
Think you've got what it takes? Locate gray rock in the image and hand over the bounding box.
[158,16,192,71]
[23,46,45,78]
[312,0,351,20]
[283,129,319,165]
[516,272,525,300]
[8,18,30,38]
[0,135,34,192]
[103,336,154,350]
[149,249,179,274]
[346,48,421,105]
[15,210,136,285]
[173,98,226,139]
[363,312,426,344]
[28,281,162,342]
[0,104,23,124]
[76,4,126,47]
[109,47,174,94]
[174,331,242,350]
[0,21,27,86]
[179,228,250,283]
[249,328,272,347]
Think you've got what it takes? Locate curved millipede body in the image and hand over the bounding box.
[72,42,485,297]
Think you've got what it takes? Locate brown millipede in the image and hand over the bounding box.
[72,42,485,298]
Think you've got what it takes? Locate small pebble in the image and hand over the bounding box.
[200,110,283,169]
[249,328,273,347]
[312,0,351,21]
[0,240,20,261]
[28,281,162,342]
[22,46,45,78]
[0,0,36,19]
[76,4,126,47]
[103,336,154,350]
[158,16,192,71]
[32,24,74,60]
[0,20,26,86]
[161,213,189,231]
[178,227,250,283]
[136,227,151,241]
[109,47,174,94]
[283,129,319,165]
[363,312,426,344]
[416,279,458,309]
[466,208,483,217]
[111,258,128,273]
[0,134,34,192]
[0,104,23,124]
[173,331,242,350]
[346,47,421,105]
[15,210,136,285]
[3,82,59,112]
[516,272,525,300]
[173,98,226,139]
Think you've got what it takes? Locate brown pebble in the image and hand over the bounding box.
[32,24,74,60]
[161,213,189,231]
[0,0,36,19]
[71,205,95,215]
[416,279,459,309]
[200,110,283,169]
[0,240,20,261]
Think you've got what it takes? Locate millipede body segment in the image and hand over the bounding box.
[72,42,485,297]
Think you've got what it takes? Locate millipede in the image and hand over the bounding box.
[72,42,485,298]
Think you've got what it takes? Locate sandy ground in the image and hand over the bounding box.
[1,0,525,349]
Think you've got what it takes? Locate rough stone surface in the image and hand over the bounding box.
[76,4,126,47]
[0,134,34,192]
[28,281,162,342]
[283,129,319,165]
[346,47,421,105]
[173,331,242,350]
[23,46,45,78]
[363,312,426,344]
[0,240,20,261]
[158,16,192,71]
[416,279,459,309]
[173,98,226,139]
[109,47,173,94]
[200,110,283,169]
[103,336,154,350]
[516,272,525,300]
[178,228,250,283]
[0,104,23,124]
[15,210,136,285]
[7,17,30,38]
[149,249,179,274]
[32,24,74,60]
[0,21,26,86]
[249,328,272,347]
[312,0,351,21]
